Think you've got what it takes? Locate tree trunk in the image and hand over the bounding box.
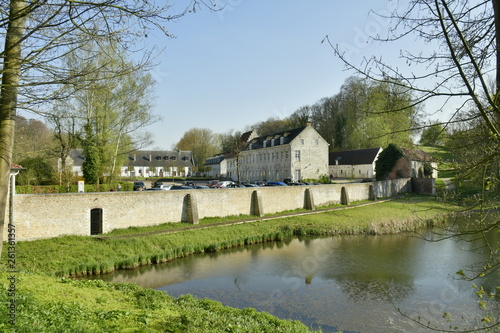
[0,0,27,257]
[494,0,500,98]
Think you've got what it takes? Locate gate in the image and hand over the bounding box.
[90,208,103,235]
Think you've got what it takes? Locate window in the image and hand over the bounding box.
[315,139,319,145]
[295,150,301,161]
[301,139,305,145]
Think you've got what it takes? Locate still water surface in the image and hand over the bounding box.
[94,230,498,333]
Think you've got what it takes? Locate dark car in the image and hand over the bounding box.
[227,183,246,188]
[243,183,259,187]
[265,181,288,186]
[170,185,193,190]
[133,181,146,191]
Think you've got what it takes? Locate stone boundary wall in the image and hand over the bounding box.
[5,178,412,241]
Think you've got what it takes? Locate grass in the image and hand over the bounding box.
[420,145,459,178]
[0,273,314,333]
[0,194,458,332]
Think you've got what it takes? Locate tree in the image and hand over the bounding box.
[17,157,54,185]
[175,128,219,172]
[47,107,79,187]
[420,120,447,146]
[250,117,291,136]
[0,0,216,255]
[13,116,54,162]
[61,41,158,184]
[327,0,499,329]
[217,129,247,183]
[296,76,417,150]
[375,143,404,181]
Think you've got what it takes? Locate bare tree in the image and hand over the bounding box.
[325,0,499,330]
[0,0,218,255]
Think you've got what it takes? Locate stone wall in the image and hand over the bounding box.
[5,178,412,241]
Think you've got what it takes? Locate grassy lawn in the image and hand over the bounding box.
[0,195,458,332]
[420,145,458,179]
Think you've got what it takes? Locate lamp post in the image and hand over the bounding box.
[9,164,23,228]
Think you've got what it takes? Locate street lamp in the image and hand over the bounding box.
[9,164,24,228]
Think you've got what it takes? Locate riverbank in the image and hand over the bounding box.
[0,194,458,332]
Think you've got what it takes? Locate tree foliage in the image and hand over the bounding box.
[375,143,404,181]
[420,121,447,146]
[175,128,218,171]
[16,156,54,185]
[327,0,499,329]
[289,77,417,150]
[0,0,215,254]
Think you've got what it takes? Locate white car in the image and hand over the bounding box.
[153,184,172,190]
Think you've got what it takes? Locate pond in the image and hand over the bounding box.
[92,228,499,333]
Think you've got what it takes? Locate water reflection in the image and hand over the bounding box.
[92,230,498,333]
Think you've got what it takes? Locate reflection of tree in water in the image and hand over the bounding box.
[331,274,414,303]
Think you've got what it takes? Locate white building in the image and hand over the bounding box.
[68,149,195,178]
[328,148,383,179]
[205,123,330,182]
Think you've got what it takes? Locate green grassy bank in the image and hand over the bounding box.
[0,195,457,332]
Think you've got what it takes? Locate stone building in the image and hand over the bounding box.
[205,123,329,182]
[329,147,382,179]
[388,147,438,179]
[68,149,195,178]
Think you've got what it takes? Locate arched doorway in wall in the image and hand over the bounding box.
[90,208,103,235]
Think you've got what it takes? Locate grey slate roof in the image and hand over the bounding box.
[329,148,382,165]
[70,149,195,167]
[401,147,434,162]
[245,126,306,150]
[127,150,194,167]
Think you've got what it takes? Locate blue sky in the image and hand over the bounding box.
[144,0,426,150]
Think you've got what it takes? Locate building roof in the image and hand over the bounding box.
[329,148,382,165]
[70,149,195,168]
[401,147,434,162]
[127,150,194,167]
[245,126,307,150]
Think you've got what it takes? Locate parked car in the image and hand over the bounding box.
[207,180,220,187]
[192,185,210,189]
[243,183,259,187]
[211,181,234,188]
[227,183,246,188]
[153,184,172,190]
[170,185,194,190]
[133,181,146,191]
[152,181,164,187]
[265,181,288,186]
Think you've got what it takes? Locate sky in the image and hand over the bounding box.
[137,0,432,150]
